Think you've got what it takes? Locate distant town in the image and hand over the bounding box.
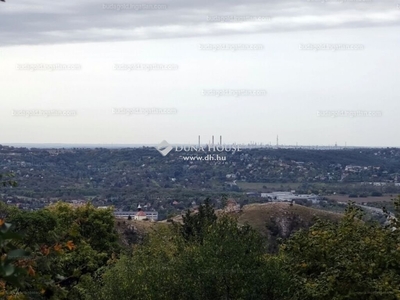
[1,144,400,219]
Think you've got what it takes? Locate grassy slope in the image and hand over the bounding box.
[236,202,342,238]
[158,202,342,239]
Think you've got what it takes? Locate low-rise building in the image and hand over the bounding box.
[113,211,158,221]
[261,191,320,203]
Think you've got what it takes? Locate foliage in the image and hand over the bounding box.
[0,219,30,298]
[83,200,292,300]
[176,198,217,244]
[281,200,400,299]
[0,173,17,188]
[0,201,120,299]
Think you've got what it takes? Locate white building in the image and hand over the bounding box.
[113,211,158,221]
[134,210,147,221]
[261,192,320,203]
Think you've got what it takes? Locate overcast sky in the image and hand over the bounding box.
[1,0,399,147]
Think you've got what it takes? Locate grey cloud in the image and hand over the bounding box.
[0,0,399,46]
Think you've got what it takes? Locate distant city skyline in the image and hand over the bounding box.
[0,141,390,149]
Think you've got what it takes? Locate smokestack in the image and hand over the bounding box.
[220,135,222,145]
[198,135,201,148]
[212,135,214,147]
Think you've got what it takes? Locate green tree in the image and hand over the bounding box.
[84,200,292,300]
[0,220,30,295]
[281,201,400,299]
[0,202,121,299]
[176,198,217,244]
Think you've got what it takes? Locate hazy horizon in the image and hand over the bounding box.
[0,142,392,149]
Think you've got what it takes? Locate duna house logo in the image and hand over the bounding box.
[156,140,173,156]
[155,139,241,156]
